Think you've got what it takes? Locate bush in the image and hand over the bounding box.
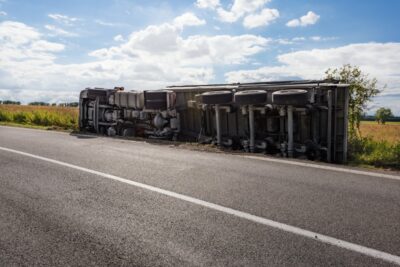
[0,110,13,122]
[13,112,29,124]
[349,136,400,169]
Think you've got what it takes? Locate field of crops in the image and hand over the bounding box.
[0,104,78,130]
[359,121,400,143]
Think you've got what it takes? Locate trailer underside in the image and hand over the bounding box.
[79,80,349,163]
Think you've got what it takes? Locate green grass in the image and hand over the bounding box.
[348,121,399,170]
[348,136,400,170]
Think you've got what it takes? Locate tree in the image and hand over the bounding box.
[375,107,393,124]
[325,64,380,137]
[2,100,21,105]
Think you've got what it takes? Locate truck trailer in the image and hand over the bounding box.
[79,80,349,163]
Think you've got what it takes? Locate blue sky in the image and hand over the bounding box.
[0,0,399,114]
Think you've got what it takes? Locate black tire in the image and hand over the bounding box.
[305,140,320,160]
[201,91,232,105]
[234,90,267,105]
[122,128,135,137]
[272,89,308,106]
[144,90,169,109]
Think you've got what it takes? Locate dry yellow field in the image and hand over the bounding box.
[0,104,78,115]
[359,121,400,143]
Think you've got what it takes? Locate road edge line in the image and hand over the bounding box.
[243,155,400,181]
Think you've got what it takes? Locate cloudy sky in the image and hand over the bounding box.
[0,0,399,114]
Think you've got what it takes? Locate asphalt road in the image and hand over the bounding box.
[0,126,399,266]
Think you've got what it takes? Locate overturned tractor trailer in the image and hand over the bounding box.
[79,80,350,163]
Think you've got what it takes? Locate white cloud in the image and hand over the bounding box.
[216,8,240,23]
[90,21,268,65]
[182,34,269,64]
[286,11,320,27]
[0,21,64,58]
[0,89,78,104]
[268,36,336,46]
[243,8,279,28]
[196,0,220,9]
[0,11,6,16]
[278,36,336,43]
[0,20,67,99]
[173,12,206,29]
[218,0,271,23]
[274,38,293,45]
[292,37,306,41]
[311,36,337,42]
[0,21,41,46]
[113,34,124,42]
[30,40,64,52]
[229,0,271,16]
[197,0,281,30]
[48,13,78,26]
[45,24,78,37]
[0,21,64,67]
[0,16,268,103]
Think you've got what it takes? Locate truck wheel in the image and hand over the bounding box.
[201,91,232,105]
[234,90,267,105]
[123,128,135,137]
[272,89,308,106]
[305,140,320,160]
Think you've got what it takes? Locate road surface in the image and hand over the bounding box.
[0,126,399,266]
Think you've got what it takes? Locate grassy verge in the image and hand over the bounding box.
[0,105,78,131]
[348,121,400,170]
[348,136,399,170]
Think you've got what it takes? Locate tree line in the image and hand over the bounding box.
[0,100,21,105]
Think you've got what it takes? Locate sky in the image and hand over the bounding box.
[0,0,399,114]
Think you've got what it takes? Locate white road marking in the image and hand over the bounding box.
[244,155,400,181]
[1,146,400,265]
